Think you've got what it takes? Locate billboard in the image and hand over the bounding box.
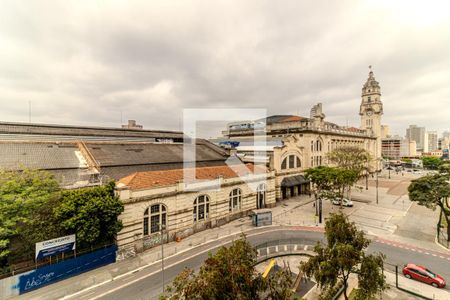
[35,235,76,260]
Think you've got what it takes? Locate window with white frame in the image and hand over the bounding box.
[281,154,302,170]
[193,195,210,222]
[229,188,242,212]
[143,204,167,235]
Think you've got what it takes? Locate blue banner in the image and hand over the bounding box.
[17,245,117,294]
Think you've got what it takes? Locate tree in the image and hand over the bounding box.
[300,213,387,300]
[163,235,293,300]
[327,146,371,200]
[421,156,442,170]
[327,146,371,175]
[305,166,340,198]
[54,181,124,248]
[305,166,357,209]
[408,173,450,243]
[0,168,61,267]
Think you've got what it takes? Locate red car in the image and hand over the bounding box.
[402,264,446,288]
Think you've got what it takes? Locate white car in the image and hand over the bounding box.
[332,198,354,207]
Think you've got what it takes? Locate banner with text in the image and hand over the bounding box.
[35,235,76,260]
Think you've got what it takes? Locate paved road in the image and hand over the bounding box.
[69,228,450,300]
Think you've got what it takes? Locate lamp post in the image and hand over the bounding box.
[160,224,166,294]
[376,168,379,204]
[375,158,382,205]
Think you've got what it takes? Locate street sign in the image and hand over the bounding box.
[35,234,76,260]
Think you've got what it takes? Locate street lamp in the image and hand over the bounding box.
[160,223,167,294]
[375,158,383,205]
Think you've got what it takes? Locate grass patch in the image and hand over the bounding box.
[348,288,377,300]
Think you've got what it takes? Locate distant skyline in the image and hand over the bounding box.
[1,1,449,138]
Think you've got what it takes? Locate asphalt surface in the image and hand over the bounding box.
[69,228,450,300]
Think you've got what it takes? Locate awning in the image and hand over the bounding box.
[280,175,310,187]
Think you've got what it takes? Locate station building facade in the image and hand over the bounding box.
[115,164,275,252]
[217,70,384,201]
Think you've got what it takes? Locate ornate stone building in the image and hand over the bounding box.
[217,69,383,201]
[115,164,275,252]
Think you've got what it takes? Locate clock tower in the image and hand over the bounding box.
[360,66,383,159]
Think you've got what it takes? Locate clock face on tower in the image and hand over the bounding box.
[366,110,373,116]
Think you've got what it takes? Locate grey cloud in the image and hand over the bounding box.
[0,0,449,137]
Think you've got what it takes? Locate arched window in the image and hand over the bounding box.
[281,158,287,169]
[143,204,167,236]
[193,195,210,222]
[229,189,242,212]
[315,140,322,152]
[256,183,266,209]
[281,155,301,170]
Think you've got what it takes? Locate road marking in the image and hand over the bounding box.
[62,227,293,300]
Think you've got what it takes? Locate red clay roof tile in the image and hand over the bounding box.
[118,164,267,190]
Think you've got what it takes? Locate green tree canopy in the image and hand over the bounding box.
[305,166,358,206]
[421,156,442,170]
[163,235,293,300]
[327,146,371,176]
[327,146,371,201]
[408,173,450,241]
[0,169,61,266]
[54,181,124,248]
[300,213,386,300]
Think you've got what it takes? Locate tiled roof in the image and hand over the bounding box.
[99,160,228,181]
[0,121,183,139]
[282,116,305,122]
[85,140,228,167]
[118,164,267,190]
[0,141,82,170]
[345,127,362,132]
[262,115,307,125]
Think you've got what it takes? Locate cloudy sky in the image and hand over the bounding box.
[1,0,449,138]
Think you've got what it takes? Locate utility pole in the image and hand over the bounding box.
[376,159,379,204]
[160,224,166,294]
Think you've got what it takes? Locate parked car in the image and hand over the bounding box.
[402,264,446,288]
[332,198,353,207]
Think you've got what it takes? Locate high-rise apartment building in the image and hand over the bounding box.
[427,131,438,152]
[406,125,427,152]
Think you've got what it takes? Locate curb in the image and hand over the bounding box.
[435,235,450,253]
[61,225,291,300]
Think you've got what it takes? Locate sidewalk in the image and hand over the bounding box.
[18,196,313,300]
[16,194,449,299]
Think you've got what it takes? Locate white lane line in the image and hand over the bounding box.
[62,227,289,300]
